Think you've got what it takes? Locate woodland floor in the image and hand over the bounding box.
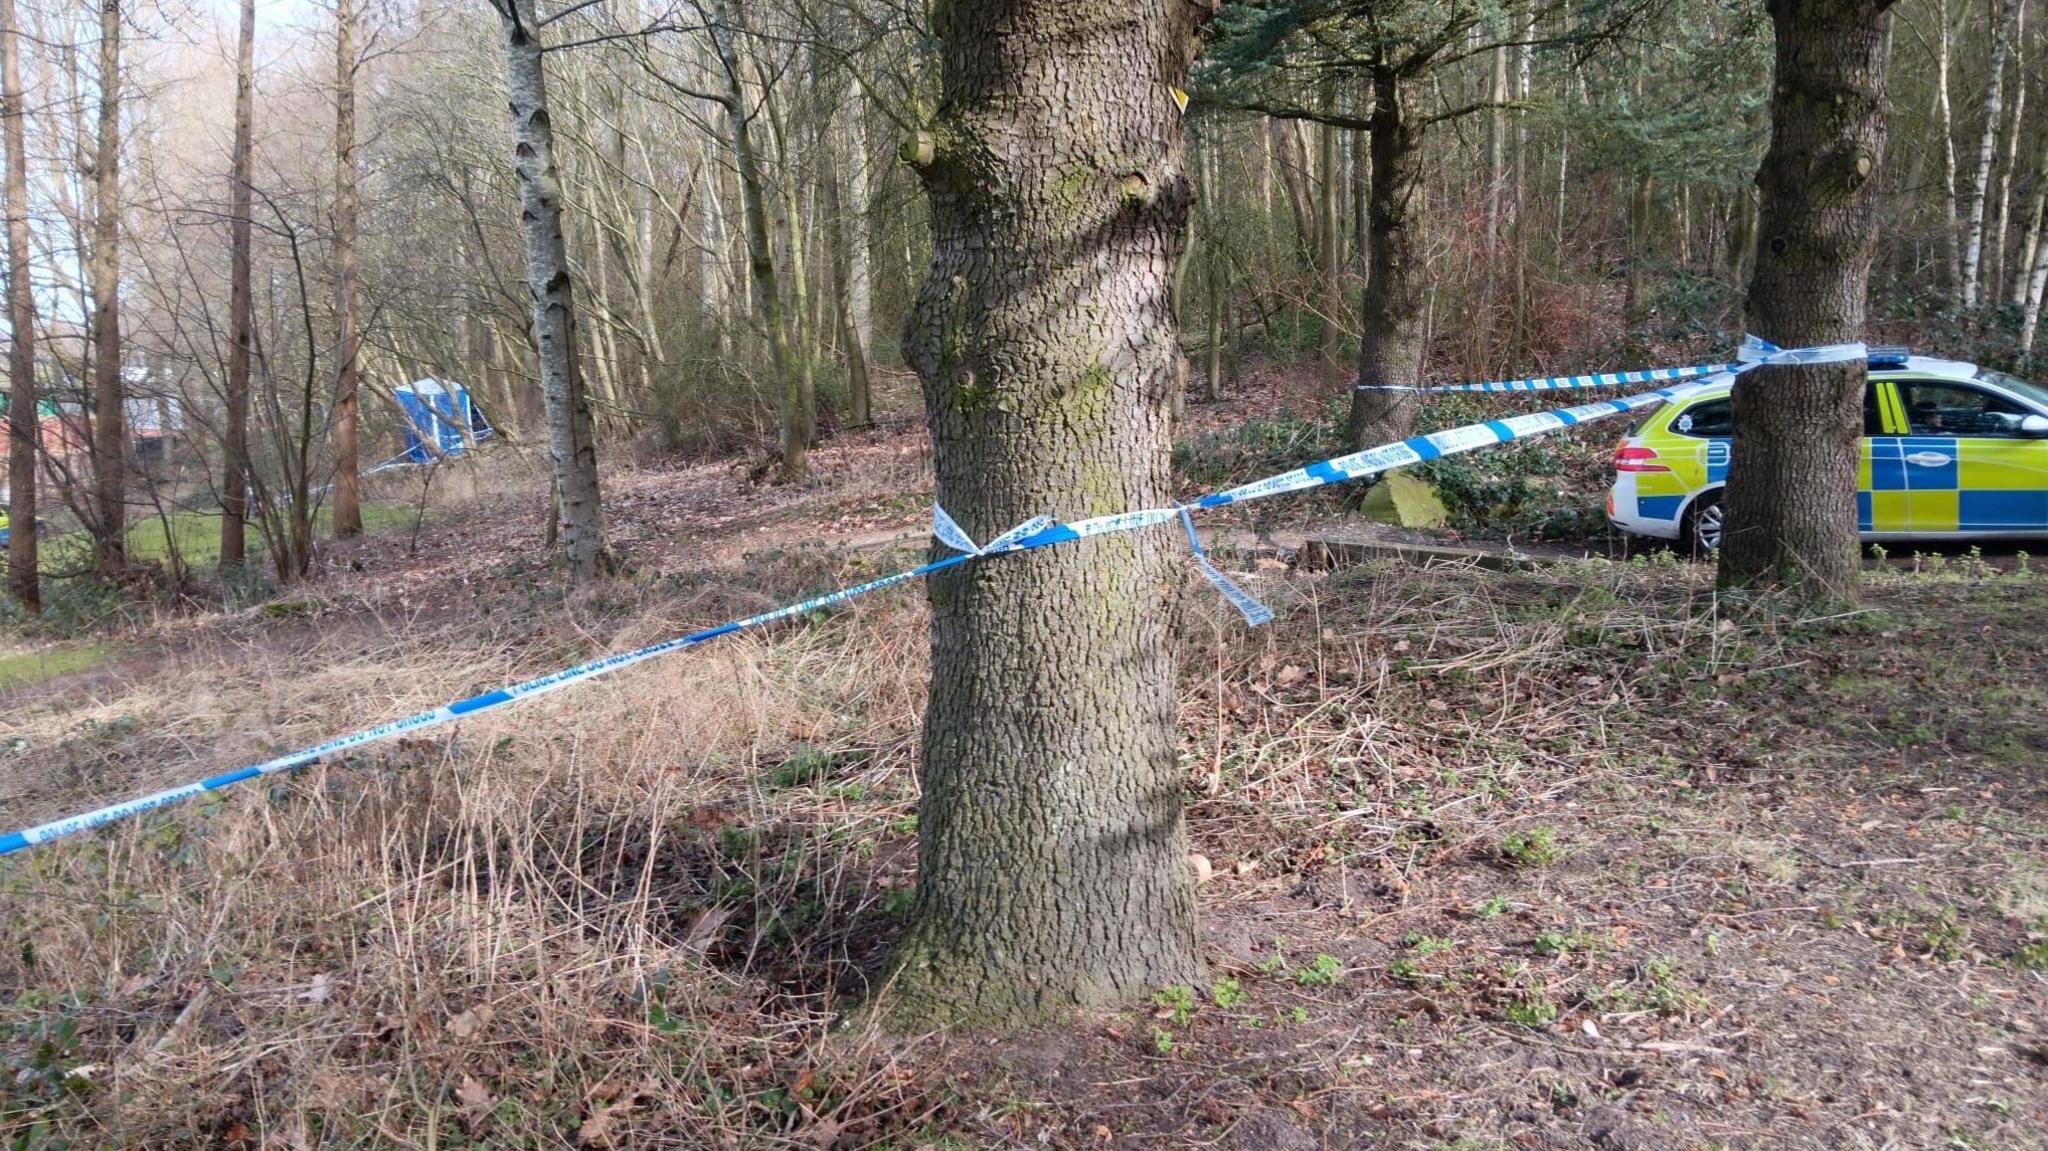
[2,371,2046,1151]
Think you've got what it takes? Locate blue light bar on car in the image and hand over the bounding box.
[1867,346,1910,369]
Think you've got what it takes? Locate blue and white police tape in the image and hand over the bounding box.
[0,552,977,858]
[1356,362,1740,394]
[0,339,1867,859]
[1353,333,1862,395]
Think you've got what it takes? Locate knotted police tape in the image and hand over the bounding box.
[0,337,1865,858]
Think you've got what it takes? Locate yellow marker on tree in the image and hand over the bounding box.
[1169,86,1189,114]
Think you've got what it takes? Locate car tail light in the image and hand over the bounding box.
[1613,445,1669,473]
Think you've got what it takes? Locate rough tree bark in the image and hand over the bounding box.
[494,0,612,581]
[2,0,35,611]
[221,0,253,569]
[89,0,123,572]
[1719,0,1898,604]
[1960,0,2020,309]
[330,0,362,538]
[1345,65,1427,448]
[893,0,1209,1026]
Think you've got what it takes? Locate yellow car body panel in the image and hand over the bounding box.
[1607,357,2048,547]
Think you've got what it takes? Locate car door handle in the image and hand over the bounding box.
[1904,451,1952,467]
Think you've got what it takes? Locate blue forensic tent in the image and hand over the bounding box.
[393,378,493,464]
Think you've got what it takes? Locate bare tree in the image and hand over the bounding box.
[1960,0,2021,308]
[89,0,124,571]
[331,0,362,537]
[490,0,613,582]
[1,0,34,611]
[221,0,254,569]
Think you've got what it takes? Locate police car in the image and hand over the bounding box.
[1606,349,2048,553]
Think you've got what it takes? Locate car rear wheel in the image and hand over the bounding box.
[1683,491,1724,557]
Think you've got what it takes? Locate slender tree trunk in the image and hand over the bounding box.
[1961,0,2020,309]
[776,138,815,446]
[2022,210,2048,357]
[1273,118,1318,277]
[1485,39,1507,261]
[1202,131,1225,404]
[1624,172,1656,320]
[221,0,253,568]
[495,0,610,581]
[330,0,361,537]
[1719,0,1897,604]
[2,0,36,611]
[845,105,873,360]
[893,0,1207,1027]
[2018,181,2048,312]
[821,108,871,428]
[89,0,123,572]
[706,0,803,480]
[1316,88,1341,374]
[1346,66,1428,448]
[1935,0,1960,293]
[1990,2,2025,300]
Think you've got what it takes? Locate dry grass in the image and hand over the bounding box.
[3,508,2046,1148]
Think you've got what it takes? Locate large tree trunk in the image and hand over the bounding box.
[1345,66,1427,448]
[2,0,35,612]
[221,0,253,569]
[89,0,123,572]
[330,0,361,538]
[1961,0,2020,309]
[1719,0,1897,604]
[496,0,611,581]
[893,0,1207,1026]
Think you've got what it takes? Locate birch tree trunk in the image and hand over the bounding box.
[1990,3,2025,300]
[494,0,611,581]
[2022,211,2048,357]
[89,0,124,572]
[221,0,253,568]
[893,0,1208,1026]
[2018,181,2047,312]
[1719,0,1897,605]
[1345,66,1428,448]
[330,0,362,538]
[1935,0,1960,292]
[1960,0,2020,309]
[2,0,36,611]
